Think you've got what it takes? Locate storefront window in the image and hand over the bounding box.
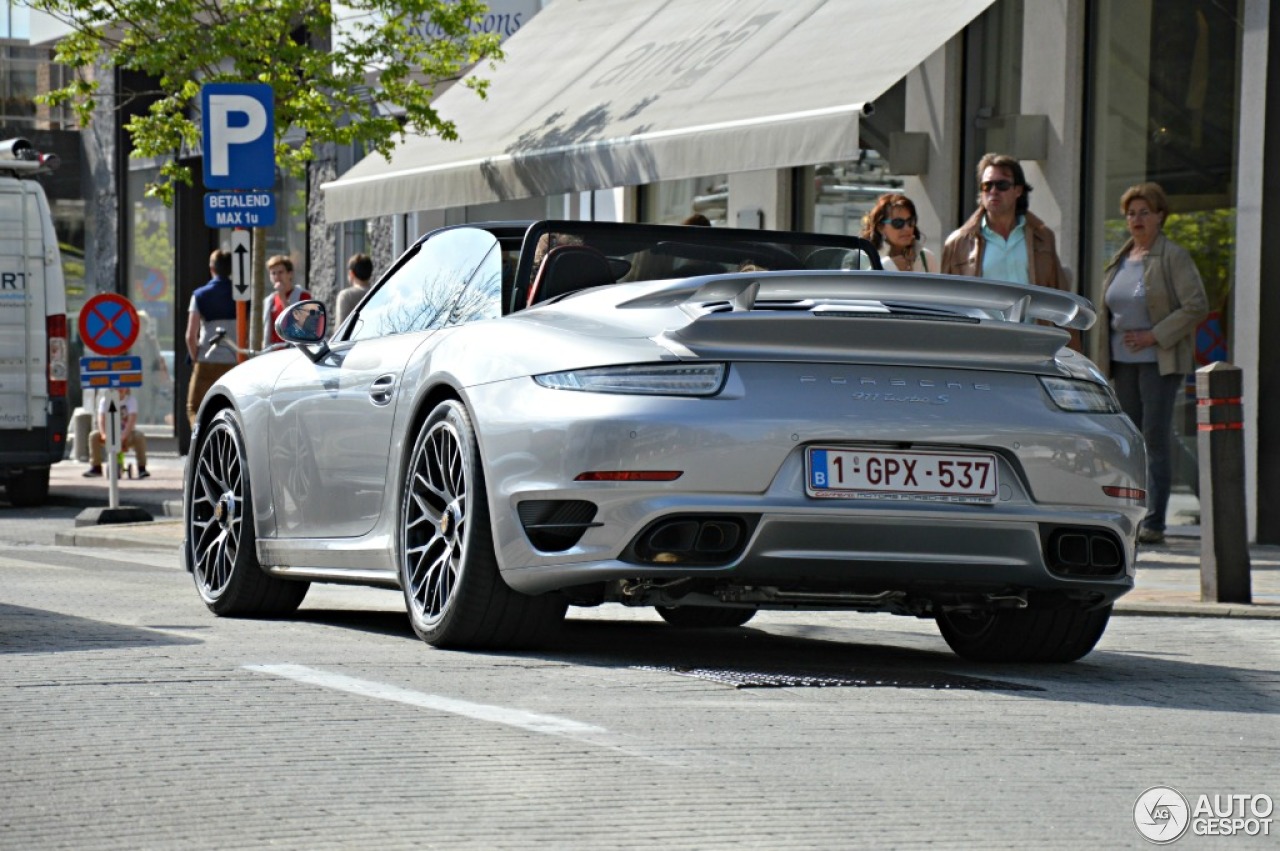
[258,166,308,287]
[962,0,1023,201]
[801,76,907,238]
[808,154,904,238]
[125,165,177,427]
[1085,0,1243,499]
[640,175,728,226]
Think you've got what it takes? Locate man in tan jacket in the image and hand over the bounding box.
[941,152,1078,348]
[941,152,1068,291]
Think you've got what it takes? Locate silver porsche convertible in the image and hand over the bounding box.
[184,219,1146,663]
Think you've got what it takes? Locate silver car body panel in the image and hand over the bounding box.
[188,228,1145,611]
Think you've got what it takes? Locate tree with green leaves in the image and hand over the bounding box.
[33,0,503,204]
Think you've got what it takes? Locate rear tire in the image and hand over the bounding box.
[6,467,49,507]
[936,603,1112,663]
[400,400,566,649]
[187,409,308,616]
[656,606,757,629]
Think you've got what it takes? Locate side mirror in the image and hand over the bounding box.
[275,299,327,343]
[274,299,330,362]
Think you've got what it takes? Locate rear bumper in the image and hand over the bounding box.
[0,408,67,475]
[500,503,1136,605]
[467,363,1144,606]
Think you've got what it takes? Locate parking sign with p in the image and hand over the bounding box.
[201,83,275,190]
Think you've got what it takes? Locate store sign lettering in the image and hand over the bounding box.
[411,12,525,39]
[592,13,778,91]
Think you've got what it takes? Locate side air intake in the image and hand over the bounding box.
[517,500,598,552]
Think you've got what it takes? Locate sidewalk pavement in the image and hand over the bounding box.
[47,450,186,521]
[45,460,1280,620]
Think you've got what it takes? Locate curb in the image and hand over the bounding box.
[53,519,184,551]
[1113,601,1280,620]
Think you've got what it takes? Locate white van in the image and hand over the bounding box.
[0,138,69,506]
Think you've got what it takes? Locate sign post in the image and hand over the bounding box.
[201,83,275,190]
[231,229,252,360]
[78,293,140,357]
[104,390,121,509]
[201,83,275,362]
[74,294,153,527]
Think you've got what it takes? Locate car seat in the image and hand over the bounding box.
[526,244,617,307]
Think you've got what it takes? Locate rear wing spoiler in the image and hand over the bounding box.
[618,270,1097,331]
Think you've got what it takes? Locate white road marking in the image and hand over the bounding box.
[247,662,602,735]
[0,555,75,571]
[245,663,713,767]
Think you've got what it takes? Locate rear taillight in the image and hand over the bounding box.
[47,313,67,398]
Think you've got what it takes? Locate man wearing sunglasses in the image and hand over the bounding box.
[940,152,1067,296]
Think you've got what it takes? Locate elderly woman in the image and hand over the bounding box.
[860,192,934,272]
[1098,182,1208,544]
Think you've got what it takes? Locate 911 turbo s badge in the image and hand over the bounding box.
[850,391,950,404]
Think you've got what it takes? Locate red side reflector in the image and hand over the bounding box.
[1103,485,1146,501]
[47,313,68,398]
[574,471,683,482]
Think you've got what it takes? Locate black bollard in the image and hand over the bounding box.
[1195,362,1251,603]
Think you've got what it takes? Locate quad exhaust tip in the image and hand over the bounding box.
[630,516,754,566]
[1044,526,1125,577]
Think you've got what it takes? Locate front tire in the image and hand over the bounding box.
[400,400,565,649]
[656,606,757,629]
[936,603,1112,663]
[187,409,308,616]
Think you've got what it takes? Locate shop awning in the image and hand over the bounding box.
[323,0,996,222]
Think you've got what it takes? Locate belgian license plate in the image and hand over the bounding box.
[807,448,999,503]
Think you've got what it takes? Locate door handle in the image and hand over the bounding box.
[369,374,396,406]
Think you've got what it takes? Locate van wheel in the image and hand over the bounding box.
[6,467,50,507]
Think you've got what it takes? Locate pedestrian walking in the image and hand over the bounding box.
[263,254,310,346]
[335,253,373,327]
[184,249,238,425]
[940,152,1067,290]
[1097,182,1209,544]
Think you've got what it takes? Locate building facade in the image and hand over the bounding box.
[8,0,1275,541]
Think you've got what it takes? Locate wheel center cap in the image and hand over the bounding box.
[439,508,453,537]
[214,493,236,529]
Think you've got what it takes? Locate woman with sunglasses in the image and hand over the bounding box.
[860,193,933,272]
[1097,182,1208,544]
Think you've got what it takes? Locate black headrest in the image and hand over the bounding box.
[527,245,617,306]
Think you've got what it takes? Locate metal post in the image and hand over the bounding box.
[105,388,121,511]
[1196,362,1252,602]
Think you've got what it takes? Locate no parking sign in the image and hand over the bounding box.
[79,293,140,357]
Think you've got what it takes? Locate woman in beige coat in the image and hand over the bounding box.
[1098,182,1208,543]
